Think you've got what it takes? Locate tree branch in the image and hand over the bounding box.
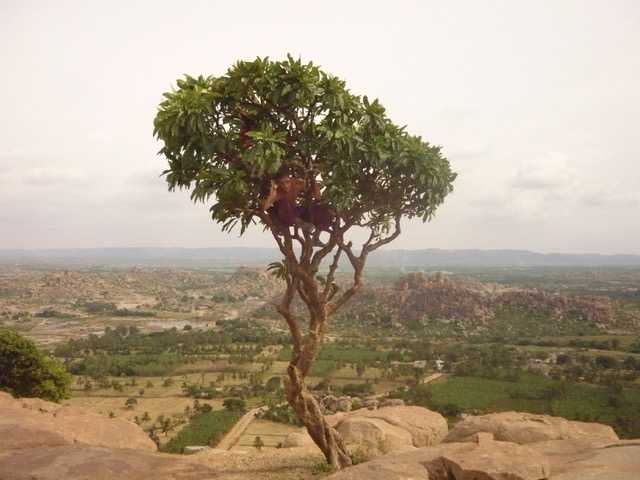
[322,246,342,302]
[275,278,303,358]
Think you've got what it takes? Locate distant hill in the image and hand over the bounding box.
[333,272,631,337]
[0,247,639,268]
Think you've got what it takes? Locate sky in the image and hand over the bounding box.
[1,0,639,254]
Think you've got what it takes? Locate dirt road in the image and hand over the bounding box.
[421,372,445,384]
[217,406,266,450]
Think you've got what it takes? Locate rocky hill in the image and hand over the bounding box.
[336,272,631,335]
[2,390,639,479]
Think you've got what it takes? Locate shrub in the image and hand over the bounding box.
[0,328,71,402]
[223,397,246,411]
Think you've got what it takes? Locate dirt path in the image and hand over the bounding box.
[217,406,266,450]
[421,372,445,384]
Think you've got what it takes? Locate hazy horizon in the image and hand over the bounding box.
[3,246,640,256]
[2,1,639,254]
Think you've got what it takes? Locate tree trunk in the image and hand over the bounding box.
[286,362,352,469]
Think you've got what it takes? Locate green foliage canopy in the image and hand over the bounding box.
[154,56,456,234]
[0,328,71,402]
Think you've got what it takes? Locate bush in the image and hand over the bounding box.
[259,403,303,426]
[223,397,246,411]
[0,328,71,402]
[438,402,462,417]
[341,383,374,397]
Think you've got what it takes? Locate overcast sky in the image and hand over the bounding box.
[1,0,638,254]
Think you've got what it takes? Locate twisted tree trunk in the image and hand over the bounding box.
[286,361,352,468]
[260,210,400,470]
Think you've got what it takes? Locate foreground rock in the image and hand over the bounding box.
[332,405,448,456]
[327,435,550,480]
[445,411,618,445]
[529,439,640,480]
[282,405,448,456]
[328,428,640,480]
[0,392,156,451]
[0,446,218,480]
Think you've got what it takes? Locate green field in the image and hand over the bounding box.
[160,409,243,453]
[410,374,640,438]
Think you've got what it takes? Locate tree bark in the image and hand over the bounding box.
[285,361,352,469]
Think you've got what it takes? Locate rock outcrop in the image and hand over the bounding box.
[0,392,156,451]
[327,411,639,480]
[339,272,617,331]
[281,405,448,456]
[0,392,218,480]
[327,436,640,480]
[3,393,639,480]
[326,435,550,480]
[0,446,218,480]
[330,405,448,456]
[444,411,619,445]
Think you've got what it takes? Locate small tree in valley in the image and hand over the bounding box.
[154,56,456,468]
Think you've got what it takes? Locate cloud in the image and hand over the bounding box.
[510,152,577,191]
[581,191,640,208]
[21,167,89,186]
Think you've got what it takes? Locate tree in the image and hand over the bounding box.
[125,397,138,409]
[253,435,265,451]
[223,397,246,411]
[0,328,71,402]
[265,376,281,392]
[154,56,455,468]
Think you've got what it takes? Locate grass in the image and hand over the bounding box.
[418,374,640,438]
[278,344,389,364]
[161,408,243,453]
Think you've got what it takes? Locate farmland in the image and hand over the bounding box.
[2,264,640,449]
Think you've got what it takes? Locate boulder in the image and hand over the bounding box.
[445,411,618,445]
[326,438,550,480]
[0,392,156,452]
[336,416,415,455]
[334,406,448,456]
[530,439,640,480]
[426,439,551,480]
[550,442,640,480]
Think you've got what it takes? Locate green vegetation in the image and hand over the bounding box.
[259,403,303,426]
[0,328,71,402]
[278,344,391,364]
[341,383,374,397]
[400,374,640,438]
[488,305,602,339]
[223,397,246,411]
[80,301,155,317]
[68,352,184,377]
[160,408,244,453]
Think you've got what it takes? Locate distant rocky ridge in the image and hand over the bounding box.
[2,247,639,267]
[339,272,623,332]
